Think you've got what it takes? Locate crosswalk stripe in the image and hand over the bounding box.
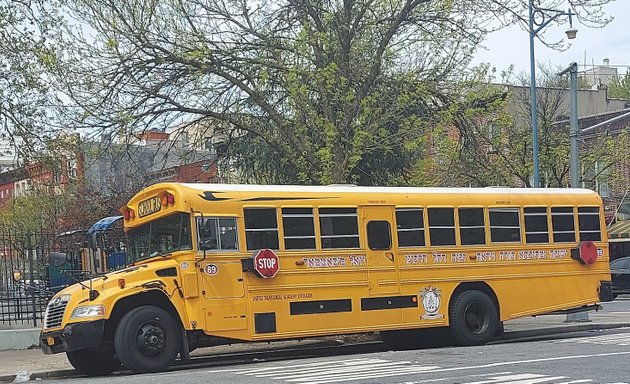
[556,333,630,346]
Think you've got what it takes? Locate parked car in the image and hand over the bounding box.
[610,256,630,298]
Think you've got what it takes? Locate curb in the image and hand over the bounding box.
[503,322,630,341]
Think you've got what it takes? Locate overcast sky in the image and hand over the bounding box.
[471,1,630,77]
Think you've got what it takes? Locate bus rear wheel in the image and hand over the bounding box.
[449,290,498,346]
[114,305,181,373]
[66,347,120,376]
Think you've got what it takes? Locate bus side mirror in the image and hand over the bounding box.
[48,252,68,267]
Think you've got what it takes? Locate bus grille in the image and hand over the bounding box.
[44,296,69,329]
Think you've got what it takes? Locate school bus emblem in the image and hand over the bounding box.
[138,196,162,218]
[420,286,444,320]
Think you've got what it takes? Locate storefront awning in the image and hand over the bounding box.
[608,220,630,241]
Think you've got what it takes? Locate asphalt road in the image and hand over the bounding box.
[35,297,630,384]
[36,325,630,384]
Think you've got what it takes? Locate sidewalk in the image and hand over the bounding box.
[1,307,629,382]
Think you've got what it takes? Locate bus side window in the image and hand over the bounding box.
[524,207,549,243]
[458,208,486,245]
[551,207,576,243]
[395,208,425,247]
[244,208,279,250]
[282,208,316,250]
[428,208,456,246]
[578,207,601,242]
[197,217,239,251]
[489,208,521,243]
[319,208,360,249]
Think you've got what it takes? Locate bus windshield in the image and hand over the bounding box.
[127,212,192,262]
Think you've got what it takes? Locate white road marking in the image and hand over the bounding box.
[207,352,630,383]
[555,333,630,346]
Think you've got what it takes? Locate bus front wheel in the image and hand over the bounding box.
[66,347,120,376]
[449,290,498,346]
[114,305,181,373]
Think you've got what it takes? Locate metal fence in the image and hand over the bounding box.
[0,230,58,327]
[0,227,127,327]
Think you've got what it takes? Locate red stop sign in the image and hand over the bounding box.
[253,249,280,278]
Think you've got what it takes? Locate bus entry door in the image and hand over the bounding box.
[201,261,247,331]
[361,206,400,295]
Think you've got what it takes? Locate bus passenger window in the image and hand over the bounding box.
[197,217,238,251]
[489,208,521,243]
[282,208,316,250]
[551,207,576,243]
[578,207,601,242]
[458,208,486,245]
[428,208,455,246]
[524,207,549,243]
[244,208,279,250]
[367,221,392,250]
[319,208,360,249]
[396,208,425,247]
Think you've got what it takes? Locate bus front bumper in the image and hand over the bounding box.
[40,320,105,354]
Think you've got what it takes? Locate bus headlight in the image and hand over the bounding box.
[70,304,105,319]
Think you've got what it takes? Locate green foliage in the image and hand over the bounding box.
[608,69,630,100]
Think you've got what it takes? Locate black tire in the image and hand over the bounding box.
[114,306,181,373]
[449,290,498,346]
[613,293,619,300]
[66,347,120,376]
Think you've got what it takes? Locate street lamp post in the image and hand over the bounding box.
[529,0,577,188]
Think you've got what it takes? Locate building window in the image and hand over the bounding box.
[551,207,576,243]
[367,221,392,250]
[428,208,456,246]
[244,208,279,250]
[68,159,78,179]
[578,207,601,242]
[396,208,425,247]
[489,208,521,243]
[524,207,549,243]
[319,208,359,249]
[282,208,316,250]
[197,217,239,250]
[458,208,486,245]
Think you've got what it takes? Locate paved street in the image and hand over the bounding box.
[29,297,630,384]
[36,327,630,383]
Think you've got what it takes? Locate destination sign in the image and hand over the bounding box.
[138,196,162,218]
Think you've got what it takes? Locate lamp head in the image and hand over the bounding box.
[565,28,577,40]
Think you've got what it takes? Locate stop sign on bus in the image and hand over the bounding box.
[253,249,280,278]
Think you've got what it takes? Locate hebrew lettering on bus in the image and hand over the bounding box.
[405,253,428,265]
[518,250,547,260]
[302,256,347,268]
[451,253,466,263]
[432,253,447,264]
[349,255,366,267]
[550,249,568,259]
[499,251,516,261]
[475,252,496,262]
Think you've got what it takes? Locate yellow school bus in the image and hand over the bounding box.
[40,183,612,375]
